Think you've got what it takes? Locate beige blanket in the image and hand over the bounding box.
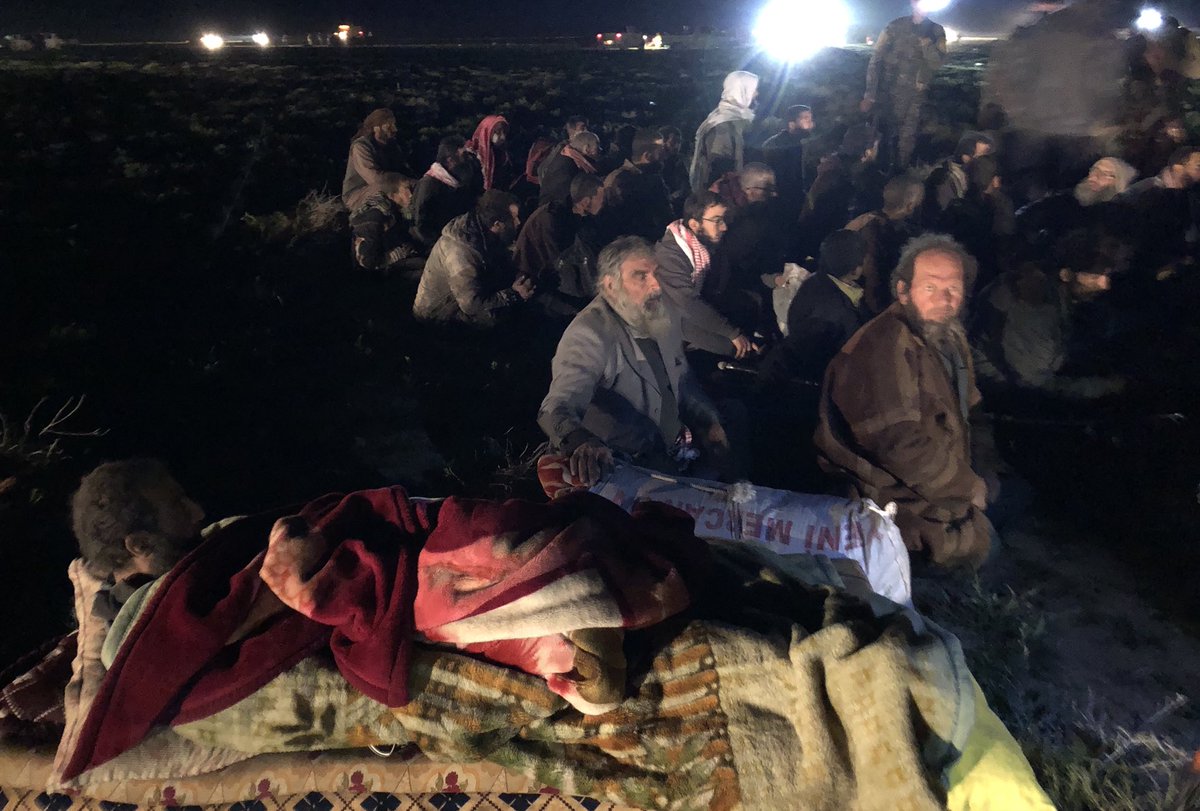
[175,542,973,811]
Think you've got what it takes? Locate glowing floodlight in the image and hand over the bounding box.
[1135,8,1164,30]
[916,0,952,13]
[199,33,225,50]
[251,31,270,47]
[753,0,851,63]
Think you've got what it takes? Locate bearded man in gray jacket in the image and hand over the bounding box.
[538,236,730,484]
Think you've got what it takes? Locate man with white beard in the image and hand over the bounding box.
[814,234,994,570]
[1015,156,1136,250]
[538,236,730,485]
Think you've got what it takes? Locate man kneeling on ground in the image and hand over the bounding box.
[538,236,731,485]
[814,234,994,570]
[412,190,533,327]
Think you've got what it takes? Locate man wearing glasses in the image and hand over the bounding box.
[654,191,758,359]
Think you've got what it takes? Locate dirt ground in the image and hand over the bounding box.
[1,41,1198,807]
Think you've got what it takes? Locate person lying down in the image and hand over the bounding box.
[0,458,1055,810]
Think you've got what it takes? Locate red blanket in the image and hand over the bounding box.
[62,488,706,780]
[59,508,332,781]
[263,491,706,714]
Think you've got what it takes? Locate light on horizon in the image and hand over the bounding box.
[199,33,224,50]
[251,32,270,47]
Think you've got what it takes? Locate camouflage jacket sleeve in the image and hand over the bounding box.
[444,243,520,326]
[916,23,948,88]
[863,28,891,103]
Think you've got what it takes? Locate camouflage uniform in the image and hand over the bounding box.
[864,16,947,170]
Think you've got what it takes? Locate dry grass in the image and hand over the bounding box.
[918,575,1198,810]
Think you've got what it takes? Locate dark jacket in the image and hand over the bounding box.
[411,173,476,248]
[814,302,990,569]
[604,160,673,242]
[538,150,584,207]
[513,202,577,281]
[781,274,869,382]
[762,129,810,217]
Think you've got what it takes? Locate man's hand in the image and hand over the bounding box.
[569,440,614,487]
[971,477,988,511]
[730,334,761,360]
[512,276,535,300]
[705,423,731,453]
[859,98,874,114]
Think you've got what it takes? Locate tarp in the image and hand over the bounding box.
[589,464,913,607]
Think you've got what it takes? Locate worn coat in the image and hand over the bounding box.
[412,213,521,327]
[814,302,990,568]
[342,136,405,213]
[538,296,721,464]
[513,202,576,281]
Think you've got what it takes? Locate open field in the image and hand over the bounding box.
[1,43,1198,808]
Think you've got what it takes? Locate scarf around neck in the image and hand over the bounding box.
[425,162,461,188]
[666,220,711,286]
[560,145,598,174]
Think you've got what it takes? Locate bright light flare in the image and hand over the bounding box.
[916,0,952,14]
[753,0,851,63]
[251,31,270,47]
[199,33,224,50]
[1135,8,1164,30]
[944,26,961,43]
[337,30,349,41]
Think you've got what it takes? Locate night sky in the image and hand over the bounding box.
[0,0,1071,43]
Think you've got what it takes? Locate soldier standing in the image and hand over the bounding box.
[861,0,948,171]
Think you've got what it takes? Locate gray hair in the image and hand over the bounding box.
[891,233,978,296]
[597,235,656,288]
[881,173,925,215]
[71,458,173,577]
[569,131,600,152]
[739,162,775,188]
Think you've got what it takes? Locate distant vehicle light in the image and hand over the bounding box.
[615,32,622,39]
[753,0,850,62]
[596,33,602,39]
[251,31,270,47]
[337,30,349,41]
[916,0,952,14]
[200,33,225,50]
[944,27,960,43]
[1135,8,1164,30]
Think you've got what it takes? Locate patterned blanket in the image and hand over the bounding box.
[263,491,702,715]
[177,542,974,811]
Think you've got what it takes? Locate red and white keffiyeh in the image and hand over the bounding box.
[666,219,711,286]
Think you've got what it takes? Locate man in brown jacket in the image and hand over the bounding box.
[814,233,992,569]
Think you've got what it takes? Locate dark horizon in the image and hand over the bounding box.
[0,0,1135,43]
[3,0,1198,44]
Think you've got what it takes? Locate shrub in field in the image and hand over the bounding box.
[243,189,346,245]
